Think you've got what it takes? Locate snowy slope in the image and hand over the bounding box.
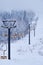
[0,13,43,65]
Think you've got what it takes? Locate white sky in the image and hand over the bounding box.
[0,0,43,16]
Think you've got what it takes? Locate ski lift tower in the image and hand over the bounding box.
[29,22,30,45]
[28,21,32,45]
[1,19,16,60]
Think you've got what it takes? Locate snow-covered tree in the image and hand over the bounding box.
[0,10,38,42]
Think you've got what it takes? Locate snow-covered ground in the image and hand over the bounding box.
[0,14,43,65]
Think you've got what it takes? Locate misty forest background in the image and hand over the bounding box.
[0,10,38,43]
